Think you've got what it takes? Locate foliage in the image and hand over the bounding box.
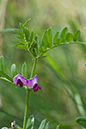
[0,19,81,83]
[0,1,86,129]
[12,19,81,59]
[76,117,86,128]
[0,18,85,129]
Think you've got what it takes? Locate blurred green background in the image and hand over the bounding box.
[0,0,86,128]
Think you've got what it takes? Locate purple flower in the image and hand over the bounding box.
[26,75,41,92]
[13,74,28,87]
[11,120,16,127]
[13,74,41,92]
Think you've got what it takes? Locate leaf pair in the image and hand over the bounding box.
[10,62,28,80]
[38,119,49,129]
[26,116,49,129]
[11,62,28,79]
[0,56,28,84]
[26,115,60,129]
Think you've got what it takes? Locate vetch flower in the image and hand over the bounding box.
[13,74,28,87]
[11,120,15,127]
[26,75,41,92]
[11,121,16,129]
[13,74,41,92]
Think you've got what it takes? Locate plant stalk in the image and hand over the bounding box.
[23,58,37,129]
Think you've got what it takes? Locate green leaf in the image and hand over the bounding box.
[23,18,31,27]
[76,117,86,128]
[46,54,65,81]
[54,38,62,46]
[13,44,27,50]
[42,31,48,48]
[0,28,14,33]
[26,115,34,129]
[73,30,80,41]
[0,56,7,73]
[53,31,59,43]
[61,27,68,37]
[0,57,2,71]
[15,34,24,41]
[30,30,34,42]
[38,119,46,129]
[14,29,23,37]
[19,22,23,28]
[14,39,25,44]
[15,124,22,129]
[23,27,30,41]
[34,35,40,45]
[21,62,28,78]
[0,70,13,83]
[11,64,17,78]
[61,27,68,42]
[56,124,60,129]
[66,33,73,42]
[42,28,52,48]
[45,122,49,129]
[39,46,46,52]
[34,35,40,54]
[46,28,52,47]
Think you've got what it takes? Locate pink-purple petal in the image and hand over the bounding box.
[26,79,33,89]
[38,85,41,89]
[26,75,38,89]
[13,74,20,84]
[13,74,28,87]
[16,79,23,87]
[32,75,38,86]
[33,84,41,92]
[13,74,41,92]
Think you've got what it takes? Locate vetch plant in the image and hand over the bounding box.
[0,19,85,129]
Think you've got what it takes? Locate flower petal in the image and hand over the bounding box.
[13,74,28,87]
[13,74,20,84]
[11,121,16,128]
[26,79,33,89]
[16,79,23,87]
[33,84,41,92]
[26,75,38,89]
[32,75,38,86]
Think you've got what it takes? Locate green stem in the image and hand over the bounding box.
[37,41,86,59]
[30,58,37,78]
[23,90,29,129]
[23,58,37,129]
